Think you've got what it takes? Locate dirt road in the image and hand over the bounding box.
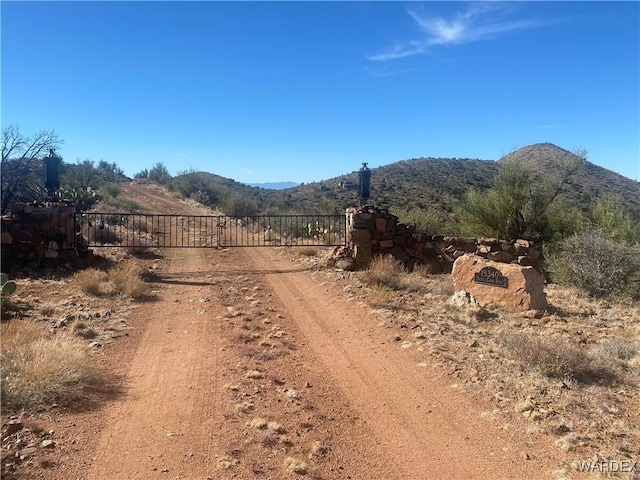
[74,184,560,479]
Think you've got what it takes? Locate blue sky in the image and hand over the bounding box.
[2,1,639,184]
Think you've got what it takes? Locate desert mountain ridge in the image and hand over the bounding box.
[179,143,639,220]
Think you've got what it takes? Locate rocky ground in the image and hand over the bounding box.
[2,182,638,480]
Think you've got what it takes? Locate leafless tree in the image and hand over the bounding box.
[1,124,63,212]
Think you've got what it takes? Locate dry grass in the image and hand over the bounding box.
[283,456,308,474]
[500,331,617,383]
[297,247,318,257]
[71,320,99,340]
[360,255,405,290]
[359,254,425,292]
[72,261,147,299]
[322,232,341,245]
[1,320,97,411]
[71,268,108,296]
[87,224,121,245]
[107,260,147,299]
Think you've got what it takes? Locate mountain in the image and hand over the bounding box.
[182,143,640,222]
[500,143,640,217]
[246,182,299,190]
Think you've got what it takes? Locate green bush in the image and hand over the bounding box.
[223,194,258,217]
[393,206,447,234]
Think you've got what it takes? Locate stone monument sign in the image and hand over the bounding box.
[452,254,548,312]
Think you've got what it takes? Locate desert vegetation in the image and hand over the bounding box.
[1,254,149,417]
[70,260,147,299]
[293,245,639,473]
[0,320,98,411]
[2,127,639,478]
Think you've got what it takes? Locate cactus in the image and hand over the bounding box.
[1,273,17,296]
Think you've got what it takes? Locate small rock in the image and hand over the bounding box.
[89,341,103,348]
[18,447,38,459]
[3,419,23,437]
[522,452,530,460]
[41,439,55,448]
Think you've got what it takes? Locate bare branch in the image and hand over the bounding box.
[1,124,27,162]
[1,124,63,163]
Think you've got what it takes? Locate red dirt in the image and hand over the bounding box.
[4,183,569,479]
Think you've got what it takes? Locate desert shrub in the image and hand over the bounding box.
[1,320,96,410]
[394,206,447,234]
[1,320,44,351]
[108,260,147,299]
[86,223,121,245]
[592,338,639,377]
[131,216,150,233]
[223,194,258,217]
[360,255,405,290]
[500,332,615,383]
[366,284,396,308]
[322,231,342,245]
[101,182,122,199]
[547,229,640,300]
[72,268,108,296]
[588,195,640,243]
[359,255,424,292]
[71,320,99,339]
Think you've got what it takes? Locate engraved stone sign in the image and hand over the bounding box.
[474,266,508,288]
[453,254,548,311]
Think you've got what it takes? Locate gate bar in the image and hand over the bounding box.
[75,213,347,248]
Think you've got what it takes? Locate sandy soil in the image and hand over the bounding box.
[3,183,580,479]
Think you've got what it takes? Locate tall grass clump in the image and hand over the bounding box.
[108,260,147,299]
[72,268,108,296]
[360,255,406,290]
[359,255,424,292]
[1,320,97,411]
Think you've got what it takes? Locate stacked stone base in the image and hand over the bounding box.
[344,205,541,273]
[1,201,89,270]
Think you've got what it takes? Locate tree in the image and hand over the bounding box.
[1,125,64,213]
[148,162,171,185]
[454,148,586,241]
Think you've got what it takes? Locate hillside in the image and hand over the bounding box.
[178,143,640,225]
[501,143,640,218]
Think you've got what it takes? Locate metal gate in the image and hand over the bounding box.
[75,213,346,248]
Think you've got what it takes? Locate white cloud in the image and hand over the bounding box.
[368,4,558,61]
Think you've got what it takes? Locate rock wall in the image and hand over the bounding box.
[344,205,541,273]
[1,201,85,268]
